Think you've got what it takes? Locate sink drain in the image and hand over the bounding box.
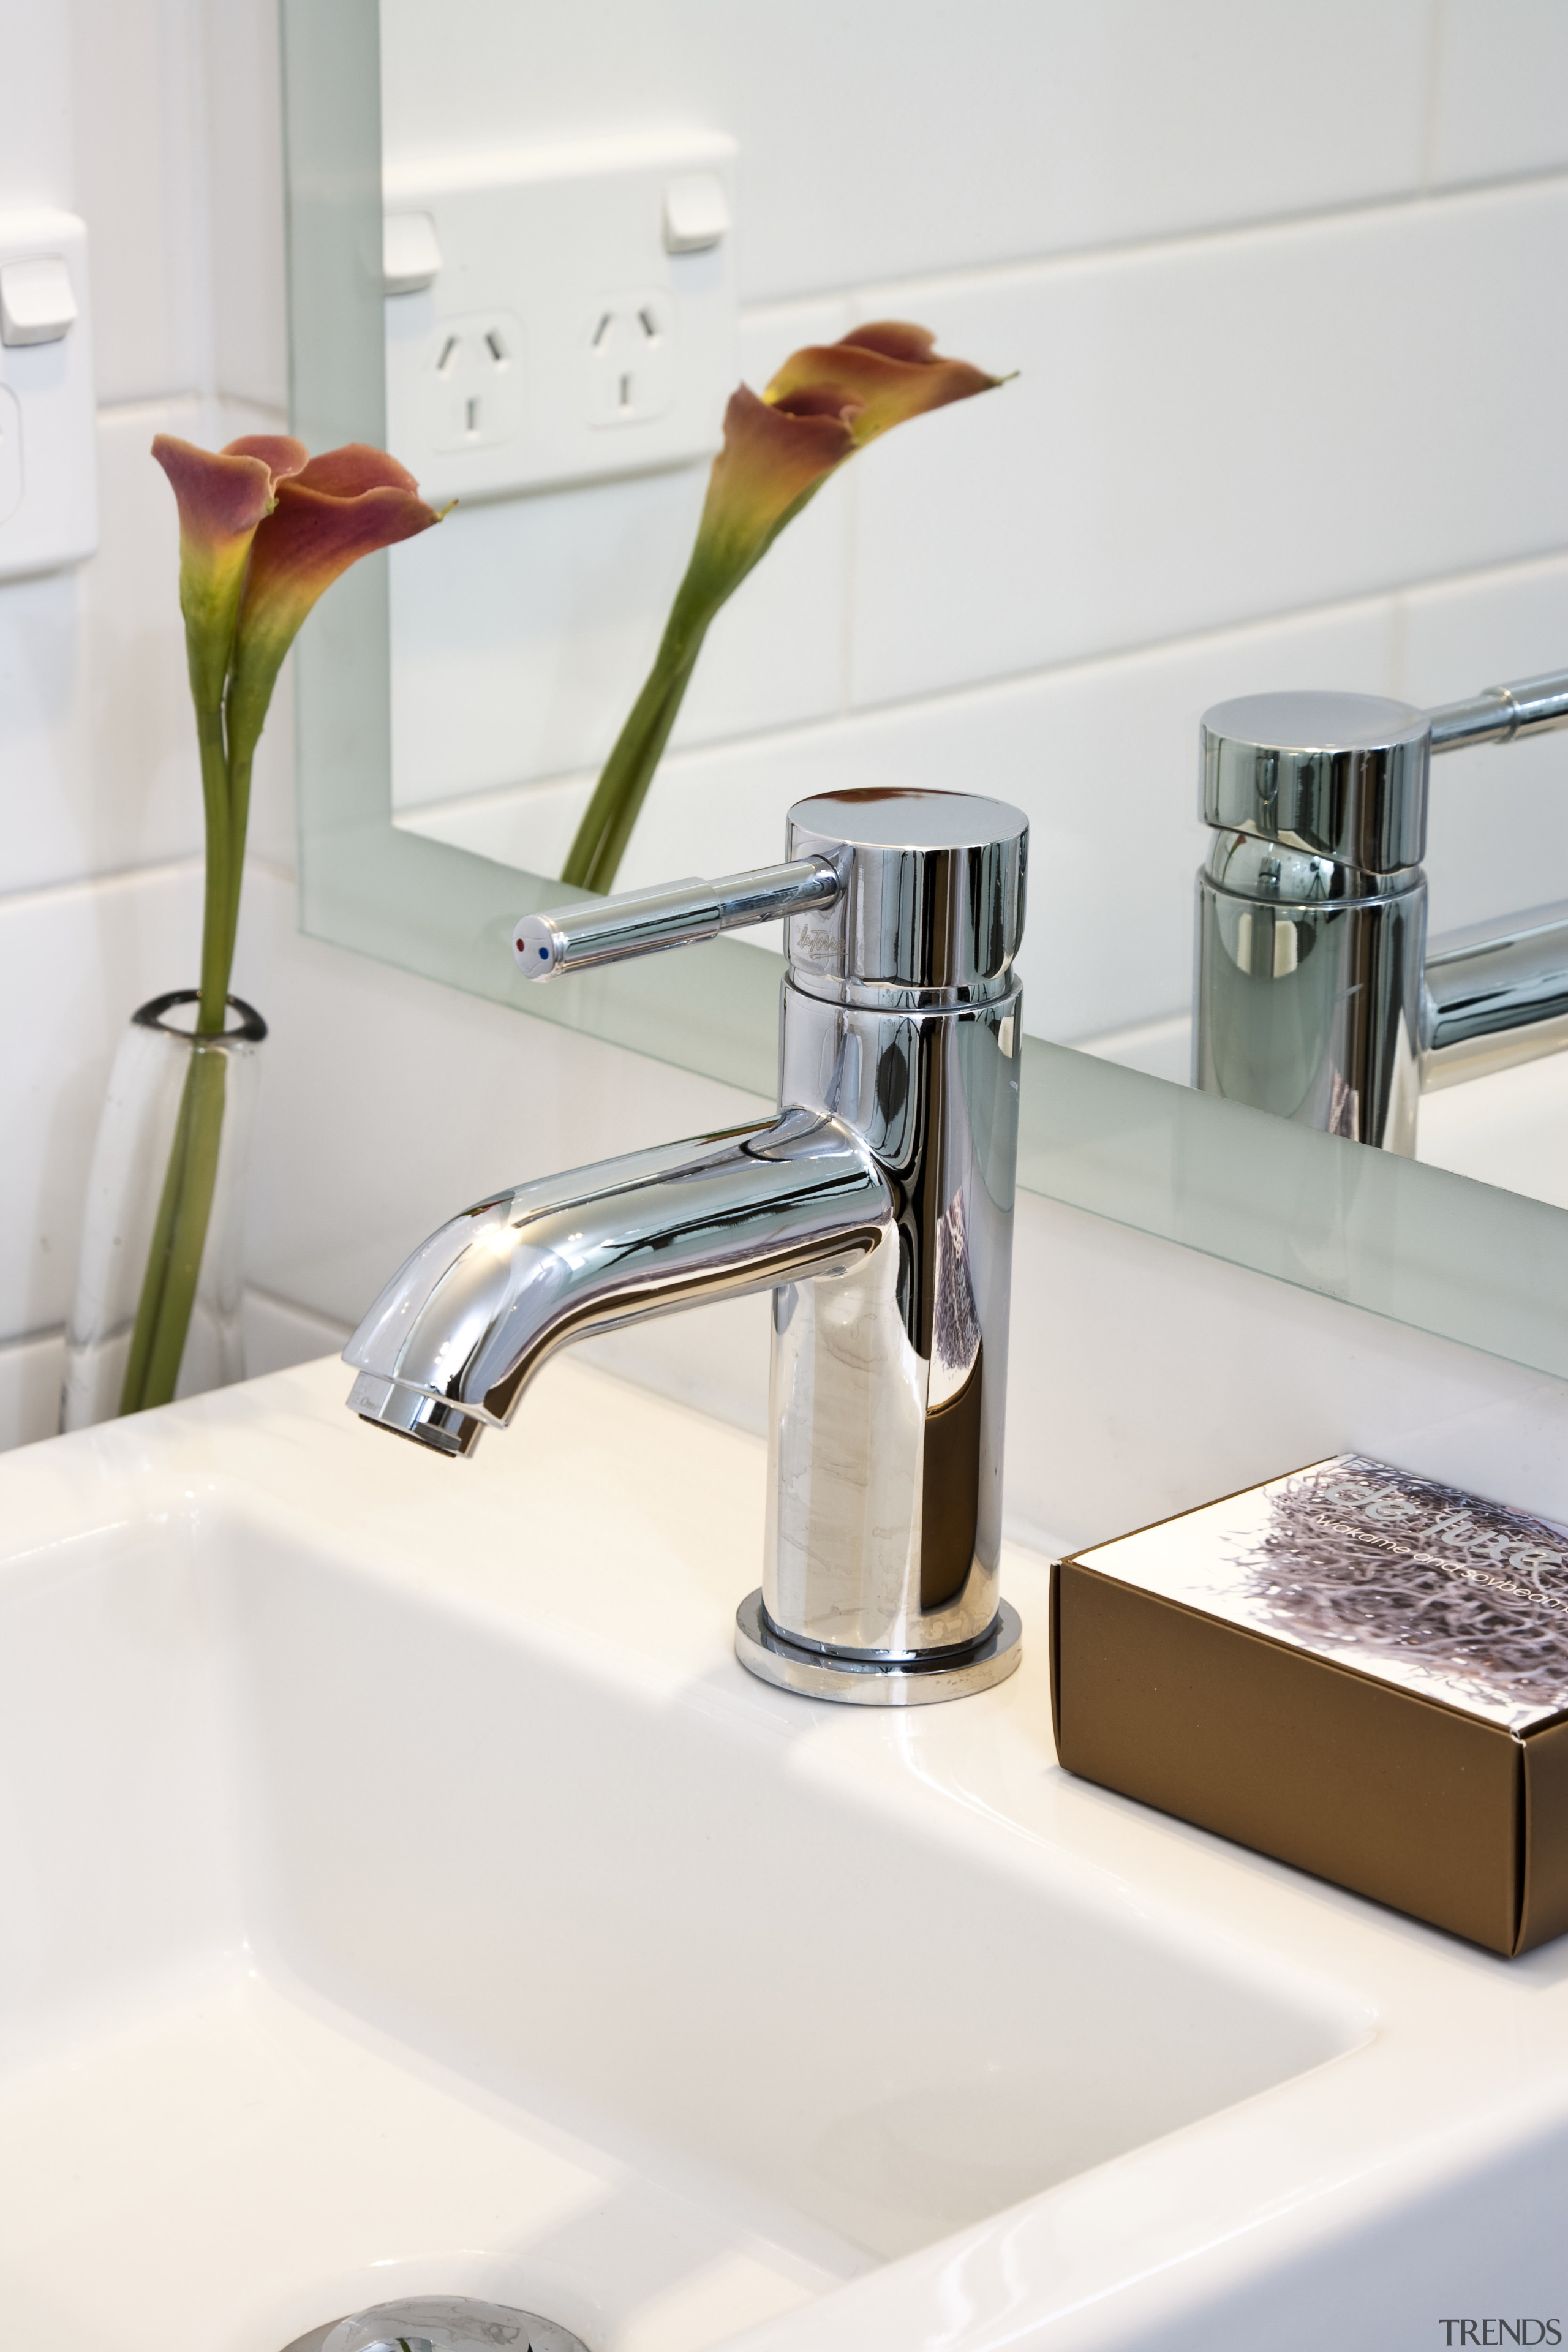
[279,2297,590,2352]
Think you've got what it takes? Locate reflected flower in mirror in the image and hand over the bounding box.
[560,322,1011,894]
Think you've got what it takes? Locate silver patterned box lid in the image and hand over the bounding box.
[1071,1457,1568,1735]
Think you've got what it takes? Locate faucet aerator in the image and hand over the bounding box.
[347,1371,486,1458]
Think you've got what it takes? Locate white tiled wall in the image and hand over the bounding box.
[4,0,1568,1468]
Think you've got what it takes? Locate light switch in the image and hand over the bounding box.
[663,173,729,254]
[0,210,97,579]
[0,254,78,345]
[384,211,441,296]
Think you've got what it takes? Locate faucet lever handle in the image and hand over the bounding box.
[513,858,840,979]
[1428,668,1568,752]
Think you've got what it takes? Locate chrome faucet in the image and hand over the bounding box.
[344,789,1028,1705]
[1192,673,1568,1150]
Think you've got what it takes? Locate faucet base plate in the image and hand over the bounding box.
[734,1591,1022,1706]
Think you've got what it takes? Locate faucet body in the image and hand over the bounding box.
[1192,676,1568,1150]
[345,789,1028,1705]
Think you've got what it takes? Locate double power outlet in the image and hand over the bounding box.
[384,134,736,504]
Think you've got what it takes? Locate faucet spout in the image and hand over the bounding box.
[344,1109,893,1457]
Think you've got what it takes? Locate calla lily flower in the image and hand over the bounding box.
[560,322,1009,894]
[123,431,445,1422]
[766,320,1003,447]
[152,432,307,709]
[225,443,446,765]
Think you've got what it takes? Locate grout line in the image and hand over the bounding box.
[92,391,292,426]
[0,853,290,927]
[0,855,203,920]
[0,1322,64,1358]
[94,391,206,423]
[244,1283,351,1340]
[0,856,292,929]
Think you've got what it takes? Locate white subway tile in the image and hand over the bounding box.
[0,2,71,209]
[241,1286,347,1376]
[69,0,208,404]
[0,862,202,1340]
[204,0,287,410]
[848,181,1568,707]
[1428,0,1568,187]
[382,0,1433,303]
[1396,551,1568,934]
[0,1327,64,1453]
[0,399,209,896]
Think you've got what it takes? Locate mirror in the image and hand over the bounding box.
[279,0,1568,1385]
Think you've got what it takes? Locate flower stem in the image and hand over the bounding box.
[558,468,829,896]
[118,1045,228,1413]
[196,703,235,1031]
[222,741,255,976]
[119,701,244,1415]
[559,644,701,894]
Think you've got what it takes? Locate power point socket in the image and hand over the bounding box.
[384,132,736,504]
[419,310,526,453]
[586,290,674,429]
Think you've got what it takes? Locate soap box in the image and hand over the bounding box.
[1051,1457,1568,1956]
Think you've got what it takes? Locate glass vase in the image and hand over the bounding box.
[60,990,267,1432]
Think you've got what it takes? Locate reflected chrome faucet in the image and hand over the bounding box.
[344,790,1028,1705]
[1193,673,1568,1150]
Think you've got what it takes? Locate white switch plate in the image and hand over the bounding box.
[0,211,97,580]
[383,132,737,505]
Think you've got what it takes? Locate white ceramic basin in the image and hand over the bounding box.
[3,1357,1567,2350]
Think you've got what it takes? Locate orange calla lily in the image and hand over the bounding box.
[225,443,447,764]
[687,386,854,589]
[152,432,307,709]
[560,323,1009,893]
[766,321,1003,448]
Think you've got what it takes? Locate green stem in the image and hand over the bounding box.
[223,742,255,976]
[559,475,832,896]
[119,698,243,1416]
[559,644,703,893]
[195,701,235,1031]
[118,1045,228,1414]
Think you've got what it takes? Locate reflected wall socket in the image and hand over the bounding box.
[384,131,737,505]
